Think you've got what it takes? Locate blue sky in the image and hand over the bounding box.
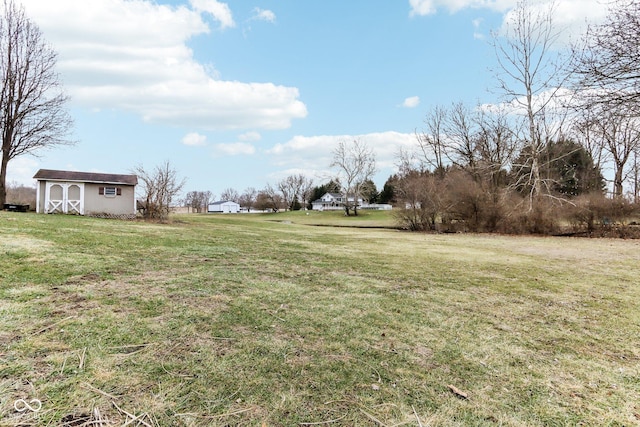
[11,0,607,198]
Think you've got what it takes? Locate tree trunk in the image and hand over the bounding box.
[342,191,351,216]
[0,146,9,206]
[634,153,639,204]
[527,86,543,209]
[0,174,6,207]
[530,154,542,203]
[613,163,624,198]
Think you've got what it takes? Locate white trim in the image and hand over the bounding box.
[36,182,41,213]
[45,182,85,215]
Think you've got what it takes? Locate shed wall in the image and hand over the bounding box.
[36,181,46,213]
[84,183,136,215]
[208,202,240,213]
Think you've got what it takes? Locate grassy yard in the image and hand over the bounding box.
[0,211,639,426]
[258,209,398,228]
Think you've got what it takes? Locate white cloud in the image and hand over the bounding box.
[409,0,436,16]
[553,0,609,28]
[481,87,574,116]
[20,0,307,131]
[6,157,40,186]
[473,17,485,39]
[238,131,262,142]
[251,8,276,23]
[409,0,513,16]
[182,132,208,147]
[504,1,608,44]
[214,142,256,156]
[402,96,420,108]
[267,132,418,180]
[410,0,608,40]
[190,0,235,29]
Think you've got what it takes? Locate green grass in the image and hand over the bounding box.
[1,211,639,426]
[262,209,398,228]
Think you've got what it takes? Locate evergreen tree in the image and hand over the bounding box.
[511,140,605,197]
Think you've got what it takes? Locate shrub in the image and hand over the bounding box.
[566,194,639,236]
[496,195,560,235]
[393,204,434,231]
[443,170,506,232]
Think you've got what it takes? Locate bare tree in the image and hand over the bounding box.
[570,106,607,178]
[393,170,434,231]
[239,187,257,212]
[392,162,447,231]
[134,161,185,220]
[475,106,519,190]
[583,106,640,197]
[298,176,314,209]
[256,184,283,212]
[444,102,479,172]
[414,103,518,192]
[491,0,570,207]
[331,139,376,216]
[0,0,73,206]
[416,106,448,177]
[277,176,296,211]
[184,190,212,213]
[278,174,313,211]
[220,187,239,203]
[573,0,640,114]
[570,0,640,198]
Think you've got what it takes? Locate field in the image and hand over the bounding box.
[1,211,639,426]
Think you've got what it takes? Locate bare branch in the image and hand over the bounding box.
[491,0,571,206]
[330,139,376,216]
[134,161,186,220]
[0,0,73,205]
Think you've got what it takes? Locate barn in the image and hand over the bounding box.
[208,201,240,213]
[34,169,138,219]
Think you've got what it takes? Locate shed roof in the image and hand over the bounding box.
[209,200,240,206]
[33,169,138,185]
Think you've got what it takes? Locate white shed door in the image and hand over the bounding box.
[45,182,84,214]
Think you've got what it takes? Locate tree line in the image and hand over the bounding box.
[384,0,640,235]
[2,0,638,236]
[167,0,640,236]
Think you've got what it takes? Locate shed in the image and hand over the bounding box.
[208,201,240,213]
[33,169,138,219]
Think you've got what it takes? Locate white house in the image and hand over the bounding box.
[311,192,392,211]
[312,193,359,211]
[208,201,240,213]
[33,169,138,219]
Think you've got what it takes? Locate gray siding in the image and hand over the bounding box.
[36,181,46,213]
[84,183,136,215]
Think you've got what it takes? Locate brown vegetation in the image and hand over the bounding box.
[4,182,35,209]
[388,0,640,237]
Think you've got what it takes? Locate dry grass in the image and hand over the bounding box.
[0,211,639,426]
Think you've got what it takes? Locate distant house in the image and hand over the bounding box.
[33,169,138,219]
[311,192,358,211]
[208,201,240,213]
[311,192,392,211]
